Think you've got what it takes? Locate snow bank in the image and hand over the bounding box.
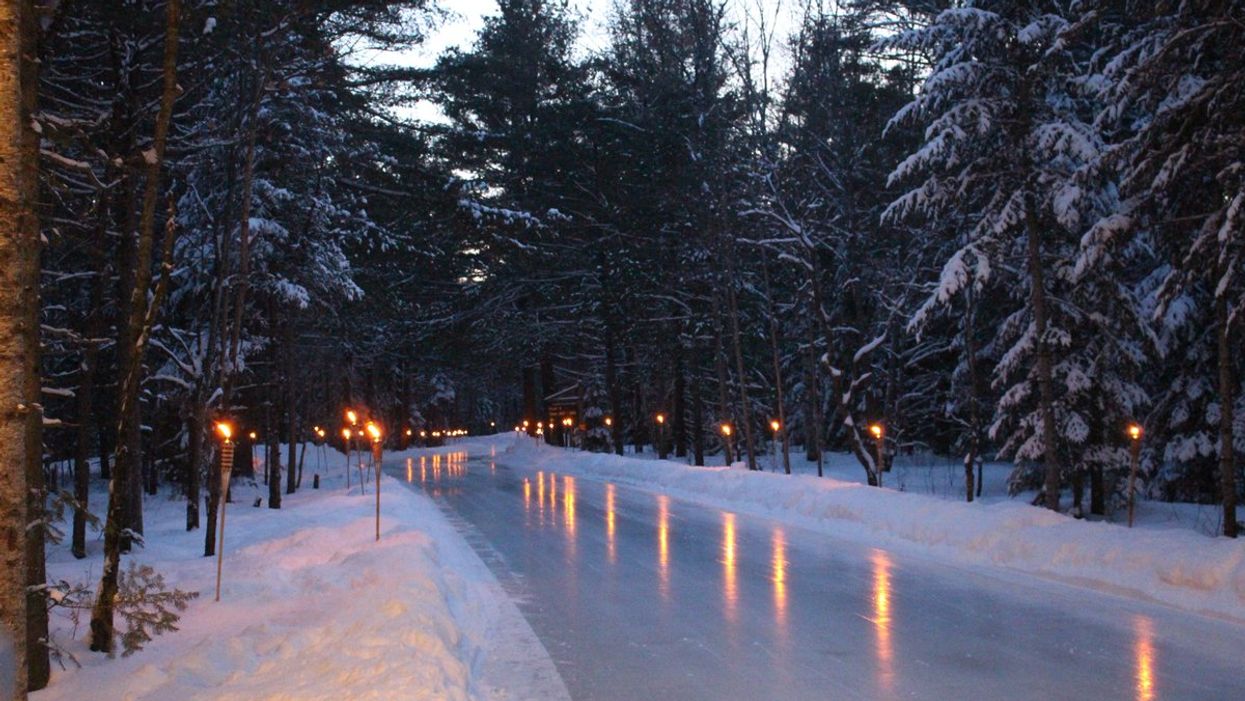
[36,441,568,701]
[501,437,1245,621]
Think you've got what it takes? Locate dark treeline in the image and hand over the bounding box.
[3,0,1243,692]
[429,0,1243,535]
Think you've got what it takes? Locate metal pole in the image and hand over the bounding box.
[1127,439,1141,527]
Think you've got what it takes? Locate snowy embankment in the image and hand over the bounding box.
[36,439,568,701]
[501,437,1245,621]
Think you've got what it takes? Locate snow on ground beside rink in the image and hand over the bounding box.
[500,435,1245,622]
[35,438,568,701]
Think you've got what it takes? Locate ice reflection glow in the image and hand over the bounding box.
[606,484,617,564]
[658,495,671,600]
[722,512,738,622]
[872,550,894,695]
[563,475,577,539]
[1135,616,1155,701]
[771,528,788,631]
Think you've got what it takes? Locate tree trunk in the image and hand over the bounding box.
[90,0,181,653]
[805,342,823,476]
[599,250,625,455]
[1217,292,1238,537]
[605,327,624,456]
[73,207,111,557]
[185,401,205,530]
[522,366,537,433]
[762,264,790,474]
[1,0,48,688]
[963,284,983,503]
[1089,463,1105,516]
[98,427,111,481]
[1025,203,1062,512]
[540,355,556,445]
[285,322,297,496]
[209,52,266,553]
[713,322,734,465]
[691,362,704,466]
[725,271,757,471]
[72,342,99,560]
[673,343,687,459]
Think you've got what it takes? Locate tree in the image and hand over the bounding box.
[0,0,49,693]
[1096,0,1245,536]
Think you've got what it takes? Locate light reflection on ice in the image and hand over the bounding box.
[606,484,617,564]
[658,495,671,601]
[722,512,738,622]
[563,476,577,555]
[771,528,788,633]
[872,549,894,696]
[1135,615,1156,701]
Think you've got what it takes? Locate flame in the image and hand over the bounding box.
[215,422,233,441]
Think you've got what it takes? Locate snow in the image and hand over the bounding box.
[499,436,1245,622]
[35,441,569,701]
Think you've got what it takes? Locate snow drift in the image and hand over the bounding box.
[36,442,568,701]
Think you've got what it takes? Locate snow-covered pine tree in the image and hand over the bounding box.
[886,3,1154,512]
[1093,0,1245,536]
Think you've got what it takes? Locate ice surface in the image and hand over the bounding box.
[493,437,1245,622]
[398,439,1245,700]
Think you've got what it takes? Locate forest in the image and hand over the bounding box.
[1,0,1243,693]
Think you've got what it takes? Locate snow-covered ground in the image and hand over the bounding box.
[620,440,1231,535]
[33,433,1244,699]
[35,438,568,701]
[502,435,1245,622]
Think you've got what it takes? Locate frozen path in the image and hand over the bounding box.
[387,446,1245,701]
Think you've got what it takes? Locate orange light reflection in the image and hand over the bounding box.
[606,484,617,564]
[772,528,788,631]
[722,512,738,622]
[563,475,577,536]
[658,495,671,601]
[1135,616,1156,701]
[871,550,894,695]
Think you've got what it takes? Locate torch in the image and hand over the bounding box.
[214,422,234,602]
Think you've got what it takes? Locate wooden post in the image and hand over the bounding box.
[215,441,234,602]
[1127,425,1142,527]
[872,425,885,489]
[373,441,383,541]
